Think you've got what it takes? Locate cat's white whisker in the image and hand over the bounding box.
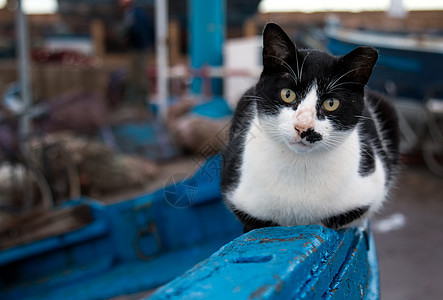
[299,50,315,83]
[267,55,298,84]
[355,114,377,121]
[295,50,301,82]
[326,67,367,92]
[327,81,364,93]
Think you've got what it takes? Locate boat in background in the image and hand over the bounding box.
[0,156,243,300]
[326,24,443,101]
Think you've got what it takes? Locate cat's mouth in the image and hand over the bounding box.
[287,139,314,151]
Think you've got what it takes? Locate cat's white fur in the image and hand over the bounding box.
[227,85,387,226]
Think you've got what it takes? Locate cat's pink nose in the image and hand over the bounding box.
[294,124,312,134]
[294,107,315,134]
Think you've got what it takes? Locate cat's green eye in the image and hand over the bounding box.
[322,98,340,112]
[280,88,296,104]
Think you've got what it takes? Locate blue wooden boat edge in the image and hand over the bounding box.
[149,225,379,300]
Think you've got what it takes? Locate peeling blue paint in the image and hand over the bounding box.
[149,226,379,300]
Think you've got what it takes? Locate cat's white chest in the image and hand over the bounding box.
[228,119,387,226]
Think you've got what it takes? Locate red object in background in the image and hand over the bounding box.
[31,48,101,67]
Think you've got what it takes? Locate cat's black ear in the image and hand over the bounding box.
[339,47,378,85]
[262,23,297,71]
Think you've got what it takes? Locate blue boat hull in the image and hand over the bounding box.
[0,155,380,299]
[0,156,243,300]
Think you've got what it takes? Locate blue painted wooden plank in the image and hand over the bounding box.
[0,217,109,266]
[149,225,379,300]
[3,241,227,300]
[325,230,369,299]
[365,232,380,300]
[1,256,114,300]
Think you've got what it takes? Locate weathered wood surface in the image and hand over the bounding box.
[149,225,379,300]
[0,205,92,250]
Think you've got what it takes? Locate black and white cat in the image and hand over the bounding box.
[221,23,400,232]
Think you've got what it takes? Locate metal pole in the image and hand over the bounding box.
[189,0,225,97]
[16,0,32,139]
[155,0,168,121]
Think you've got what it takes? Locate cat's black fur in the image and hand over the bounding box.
[221,23,400,232]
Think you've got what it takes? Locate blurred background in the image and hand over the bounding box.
[0,0,442,299]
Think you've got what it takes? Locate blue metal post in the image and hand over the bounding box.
[188,0,225,97]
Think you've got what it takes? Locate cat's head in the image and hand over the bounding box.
[255,23,378,154]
